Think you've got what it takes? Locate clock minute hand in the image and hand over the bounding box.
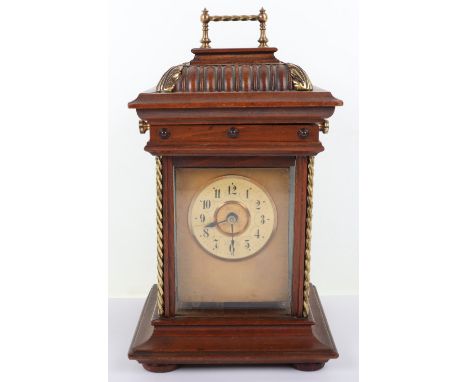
[230,224,235,254]
[204,218,228,228]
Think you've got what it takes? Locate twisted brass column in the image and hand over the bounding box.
[155,156,164,316]
[303,156,315,317]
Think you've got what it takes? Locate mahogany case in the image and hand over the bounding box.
[127,46,343,372]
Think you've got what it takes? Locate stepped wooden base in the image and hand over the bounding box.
[128,284,338,372]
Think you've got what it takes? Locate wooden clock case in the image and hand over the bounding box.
[128,47,342,372]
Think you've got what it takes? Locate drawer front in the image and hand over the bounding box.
[149,124,320,145]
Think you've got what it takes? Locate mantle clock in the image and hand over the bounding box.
[127,8,343,372]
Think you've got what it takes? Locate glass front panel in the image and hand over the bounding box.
[174,166,295,316]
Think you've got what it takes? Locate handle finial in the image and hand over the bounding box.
[200,8,211,48]
[258,8,268,47]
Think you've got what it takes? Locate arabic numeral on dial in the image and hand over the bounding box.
[228,183,237,195]
[260,215,265,224]
[203,228,209,238]
[229,241,235,256]
[256,200,261,210]
[201,200,211,209]
[246,187,252,199]
[254,229,260,239]
[213,188,221,198]
[199,213,206,223]
[213,239,219,250]
[244,239,251,250]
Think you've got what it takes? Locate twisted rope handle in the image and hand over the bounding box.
[210,15,259,22]
[200,8,268,48]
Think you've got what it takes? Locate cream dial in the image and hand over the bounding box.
[188,175,277,260]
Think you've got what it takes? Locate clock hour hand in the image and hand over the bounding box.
[204,218,227,228]
[205,212,238,228]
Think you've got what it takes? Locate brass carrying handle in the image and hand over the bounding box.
[200,8,268,48]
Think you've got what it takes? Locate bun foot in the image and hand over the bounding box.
[142,363,178,373]
[292,362,325,371]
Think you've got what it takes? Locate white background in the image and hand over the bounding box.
[1,1,468,382]
[109,0,358,298]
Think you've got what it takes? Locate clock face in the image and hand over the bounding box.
[188,175,277,260]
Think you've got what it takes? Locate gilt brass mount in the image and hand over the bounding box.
[317,120,330,134]
[200,8,268,48]
[287,63,313,91]
[139,120,150,134]
[155,64,186,93]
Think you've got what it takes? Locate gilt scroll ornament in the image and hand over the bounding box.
[287,63,313,91]
[155,64,187,93]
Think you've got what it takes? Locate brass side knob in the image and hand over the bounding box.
[227,127,239,138]
[139,120,150,134]
[317,120,329,134]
